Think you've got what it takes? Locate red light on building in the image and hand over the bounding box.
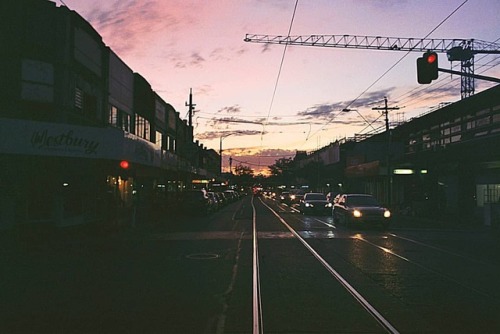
[119,160,129,169]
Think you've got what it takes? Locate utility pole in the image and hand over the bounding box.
[372,97,400,132]
[185,88,196,127]
[372,97,400,206]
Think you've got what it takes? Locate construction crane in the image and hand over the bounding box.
[244,34,500,99]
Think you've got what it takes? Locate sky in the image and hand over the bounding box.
[57,0,500,174]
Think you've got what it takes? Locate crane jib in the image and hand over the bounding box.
[244,34,500,54]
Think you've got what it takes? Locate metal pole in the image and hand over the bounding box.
[372,97,399,206]
[219,136,223,176]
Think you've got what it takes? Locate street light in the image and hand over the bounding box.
[220,133,234,175]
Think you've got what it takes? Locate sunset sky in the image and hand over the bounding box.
[57,0,500,174]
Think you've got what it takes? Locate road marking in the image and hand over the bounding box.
[356,235,495,300]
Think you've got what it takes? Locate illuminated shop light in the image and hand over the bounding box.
[393,169,414,175]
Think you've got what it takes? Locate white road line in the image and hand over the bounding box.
[355,235,494,300]
[388,233,495,267]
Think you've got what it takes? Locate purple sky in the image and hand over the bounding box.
[58,0,500,174]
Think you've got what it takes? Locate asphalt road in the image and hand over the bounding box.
[1,195,500,333]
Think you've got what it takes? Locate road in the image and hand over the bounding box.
[1,194,500,333]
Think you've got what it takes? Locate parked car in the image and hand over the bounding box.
[179,190,210,215]
[224,190,238,202]
[333,194,391,228]
[300,192,333,215]
[206,191,220,212]
[326,192,340,204]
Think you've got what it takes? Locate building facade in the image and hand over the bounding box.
[298,84,500,226]
[0,0,220,231]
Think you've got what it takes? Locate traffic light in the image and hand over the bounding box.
[417,51,439,84]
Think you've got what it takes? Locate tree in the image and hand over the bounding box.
[233,164,254,188]
[268,157,294,183]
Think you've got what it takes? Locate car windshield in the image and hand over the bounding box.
[346,195,379,206]
[306,193,326,200]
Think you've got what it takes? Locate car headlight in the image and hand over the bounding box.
[384,210,391,218]
[353,210,362,218]
[290,195,296,200]
[305,203,313,207]
[327,203,333,207]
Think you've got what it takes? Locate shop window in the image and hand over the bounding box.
[75,87,83,109]
[476,184,500,207]
[476,116,490,128]
[156,131,163,148]
[493,114,500,123]
[109,106,131,132]
[109,105,118,126]
[135,115,150,140]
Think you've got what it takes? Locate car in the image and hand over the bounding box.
[206,191,220,212]
[289,189,306,206]
[279,191,291,204]
[300,192,332,215]
[224,190,238,202]
[333,194,391,228]
[179,190,211,215]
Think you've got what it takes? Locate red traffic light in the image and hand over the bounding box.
[417,51,439,84]
[119,160,130,169]
[426,52,437,64]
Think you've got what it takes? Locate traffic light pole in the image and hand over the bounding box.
[438,68,500,84]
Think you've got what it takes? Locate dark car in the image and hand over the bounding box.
[206,191,220,212]
[300,192,332,215]
[179,190,210,215]
[333,194,391,228]
[279,191,291,204]
[289,189,306,206]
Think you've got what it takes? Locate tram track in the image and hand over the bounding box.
[251,196,264,334]
[253,197,400,334]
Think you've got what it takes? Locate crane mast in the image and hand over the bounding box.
[244,34,500,99]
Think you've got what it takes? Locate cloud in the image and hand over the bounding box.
[85,0,183,57]
[190,52,205,67]
[297,102,344,120]
[296,87,398,122]
[195,130,263,140]
[217,105,242,114]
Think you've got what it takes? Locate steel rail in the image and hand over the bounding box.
[259,198,400,334]
[251,196,264,334]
